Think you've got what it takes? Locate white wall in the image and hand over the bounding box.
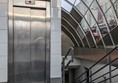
[51,0,61,79]
[0,0,8,82]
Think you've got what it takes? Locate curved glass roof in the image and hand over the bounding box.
[61,0,81,12]
[61,0,118,48]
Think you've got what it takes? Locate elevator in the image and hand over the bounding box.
[8,1,50,83]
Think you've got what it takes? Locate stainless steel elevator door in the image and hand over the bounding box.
[14,7,46,83]
[31,9,46,83]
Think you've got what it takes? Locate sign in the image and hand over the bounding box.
[25,0,35,5]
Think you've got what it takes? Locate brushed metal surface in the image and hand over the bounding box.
[8,0,14,83]
[9,5,49,83]
[14,7,46,83]
[45,2,50,83]
[31,9,46,83]
[14,7,31,83]
[9,1,50,83]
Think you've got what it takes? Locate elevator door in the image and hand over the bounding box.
[14,7,46,83]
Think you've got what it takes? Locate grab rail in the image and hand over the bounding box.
[62,47,74,83]
[72,46,118,83]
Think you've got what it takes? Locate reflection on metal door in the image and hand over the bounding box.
[14,7,46,83]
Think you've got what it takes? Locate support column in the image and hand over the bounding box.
[50,0,62,83]
[0,0,8,82]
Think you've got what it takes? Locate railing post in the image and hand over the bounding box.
[73,46,118,83]
[108,54,112,83]
[62,59,65,83]
[103,76,107,83]
[89,70,92,83]
[62,47,74,83]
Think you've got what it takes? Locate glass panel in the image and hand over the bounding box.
[77,24,90,47]
[111,0,117,3]
[90,1,108,37]
[85,11,96,28]
[61,0,73,12]
[81,18,95,46]
[80,19,89,34]
[88,0,115,46]
[67,0,76,4]
[105,8,117,30]
[97,0,111,13]
[85,11,101,42]
[76,1,88,15]
[90,1,106,39]
[74,0,81,6]
[97,0,117,32]
[83,0,93,7]
[113,0,118,17]
[77,26,85,39]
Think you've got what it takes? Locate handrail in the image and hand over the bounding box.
[72,46,118,83]
[98,73,118,83]
[62,47,74,64]
[89,46,118,70]
[62,47,74,83]
[79,57,118,83]
[90,67,118,82]
[65,47,74,69]
[65,59,73,69]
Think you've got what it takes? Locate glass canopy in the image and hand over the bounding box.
[61,0,118,48]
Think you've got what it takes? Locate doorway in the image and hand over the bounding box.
[8,1,50,83]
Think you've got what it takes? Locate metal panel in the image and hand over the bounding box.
[45,2,51,83]
[8,0,14,83]
[31,9,46,83]
[13,7,31,83]
[9,1,50,83]
[13,7,47,83]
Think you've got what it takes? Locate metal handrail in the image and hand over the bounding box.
[62,47,74,83]
[98,73,118,83]
[72,46,118,83]
[90,67,118,82]
[79,57,118,83]
[62,47,74,65]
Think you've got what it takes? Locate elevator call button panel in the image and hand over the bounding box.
[25,0,35,5]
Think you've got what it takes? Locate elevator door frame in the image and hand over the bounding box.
[8,1,51,83]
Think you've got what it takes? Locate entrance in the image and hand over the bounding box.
[8,0,50,83]
[12,6,47,83]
